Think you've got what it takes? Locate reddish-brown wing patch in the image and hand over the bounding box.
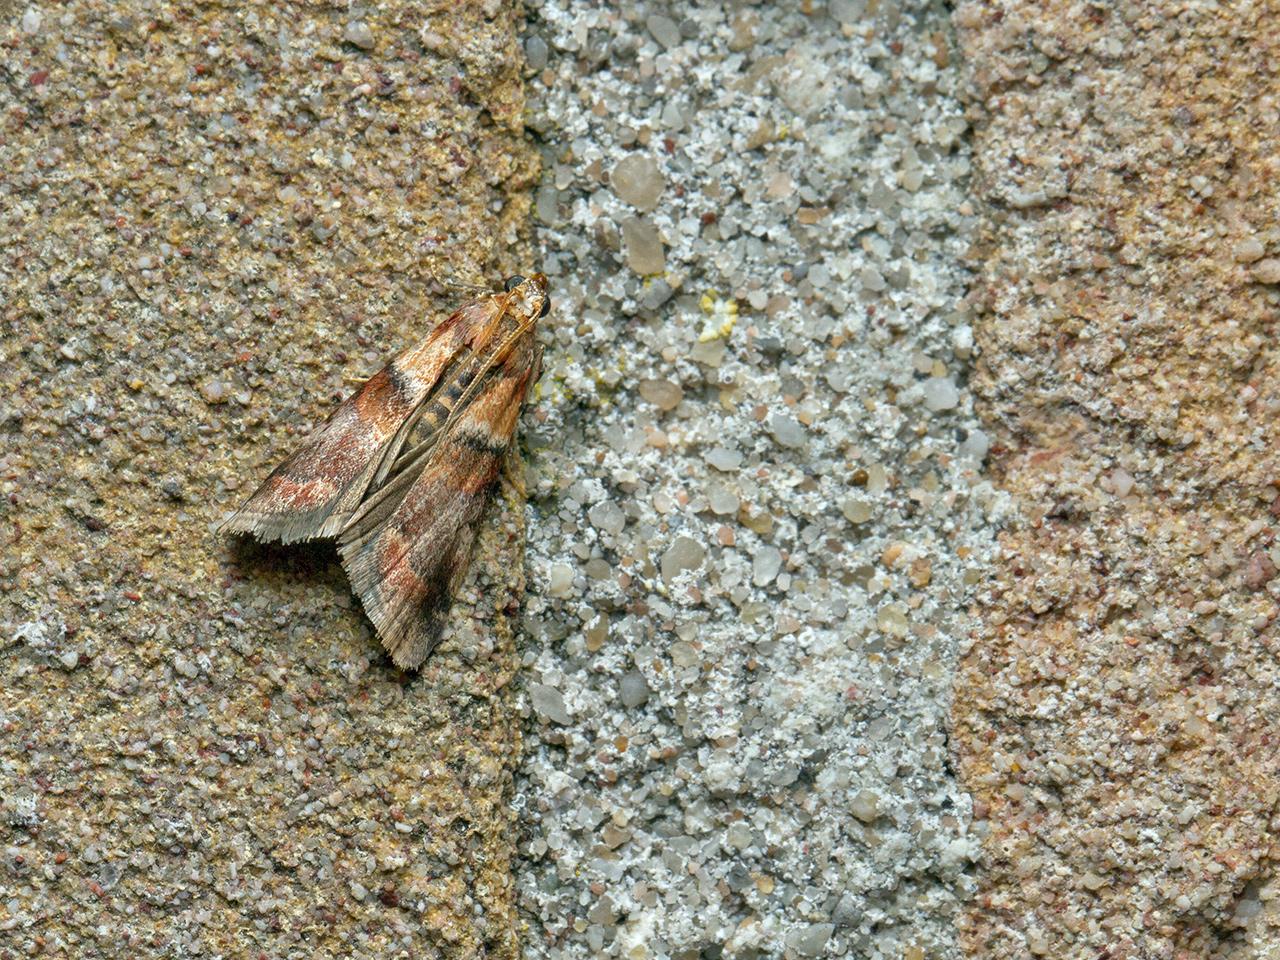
[338,336,540,669]
[218,296,503,544]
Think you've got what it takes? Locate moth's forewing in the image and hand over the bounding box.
[218,296,505,544]
[338,328,543,669]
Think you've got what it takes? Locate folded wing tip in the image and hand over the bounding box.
[388,645,428,671]
[339,547,447,673]
[216,509,341,546]
[216,510,256,538]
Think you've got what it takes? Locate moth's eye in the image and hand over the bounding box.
[538,296,551,319]
[504,275,525,291]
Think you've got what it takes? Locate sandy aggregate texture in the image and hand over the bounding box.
[952,2,1280,958]
[6,0,1278,959]
[512,2,1000,958]
[0,1,539,958]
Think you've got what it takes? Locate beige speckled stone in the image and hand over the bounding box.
[0,2,536,956]
[953,2,1280,958]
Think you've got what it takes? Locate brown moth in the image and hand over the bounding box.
[220,274,550,669]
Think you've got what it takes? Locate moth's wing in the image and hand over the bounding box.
[338,338,539,669]
[218,298,500,544]
[340,442,498,669]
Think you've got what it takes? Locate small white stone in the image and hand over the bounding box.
[752,546,783,586]
[705,447,743,472]
[707,483,739,516]
[529,684,571,724]
[922,376,959,412]
[661,537,705,583]
[1110,468,1134,497]
[849,789,880,823]
[1234,237,1265,263]
[960,429,990,461]
[1254,258,1280,284]
[547,563,574,598]
[344,20,375,49]
[587,500,626,536]
[768,413,806,448]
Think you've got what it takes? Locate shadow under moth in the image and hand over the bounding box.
[219,274,550,670]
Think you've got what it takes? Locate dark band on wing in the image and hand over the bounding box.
[387,361,417,403]
[453,427,510,456]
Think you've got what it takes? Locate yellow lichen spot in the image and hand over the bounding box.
[698,291,738,342]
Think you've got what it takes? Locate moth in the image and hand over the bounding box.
[220,274,550,670]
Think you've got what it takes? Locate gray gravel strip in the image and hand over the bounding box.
[513,2,1005,957]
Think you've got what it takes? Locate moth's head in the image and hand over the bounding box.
[502,273,551,324]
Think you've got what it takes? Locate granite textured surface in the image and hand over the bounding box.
[10,0,1270,958]
[952,2,1280,957]
[0,2,538,957]
[512,3,1001,958]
